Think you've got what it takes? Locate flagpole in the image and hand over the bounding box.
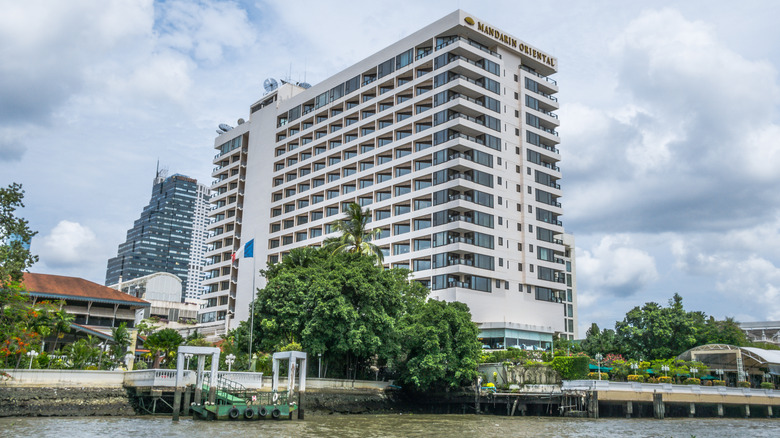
[248,247,256,361]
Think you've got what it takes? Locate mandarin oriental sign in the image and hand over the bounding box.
[464,17,556,68]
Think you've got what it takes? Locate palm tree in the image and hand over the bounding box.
[328,202,384,263]
[51,309,74,353]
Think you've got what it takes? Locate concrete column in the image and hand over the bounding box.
[172,353,183,422]
[625,401,633,418]
[588,391,598,419]
[717,403,724,417]
[194,355,205,405]
[744,404,750,418]
[689,402,695,418]
[767,405,773,418]
[653,393,664,419]
[297,391,305,420]
[208,352,219,405]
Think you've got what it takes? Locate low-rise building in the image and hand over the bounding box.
[22,272,150,349]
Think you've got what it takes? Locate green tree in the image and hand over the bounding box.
[615,294,702,359]
[326,202,383,263]
[0,183,38,286]
[395,299,481,391]
[0,183,41,367]
[580,323,622,357]
[144,328,184,368]
[251,248,426,378]
[698,316,749,346]
[50,308,74,353]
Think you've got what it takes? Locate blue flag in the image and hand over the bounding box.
[244,239,254,258]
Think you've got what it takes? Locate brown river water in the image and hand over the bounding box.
[1,414,779,437]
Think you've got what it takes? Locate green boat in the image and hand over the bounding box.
[190,375,297,421]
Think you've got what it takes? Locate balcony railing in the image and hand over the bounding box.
[521,65,557,85]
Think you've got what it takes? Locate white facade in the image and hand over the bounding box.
[198,10,577,345]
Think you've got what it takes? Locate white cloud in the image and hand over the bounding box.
[37,221,100,269]
[578,235,659,297]
[563,8,780,235]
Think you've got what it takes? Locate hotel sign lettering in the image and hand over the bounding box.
[464,17,556,68]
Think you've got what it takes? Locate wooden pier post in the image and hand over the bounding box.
[172,389,181,421]
[652,393,664,419]
[767,405,773,418]
[510,399,518,416]
[689,402,695,418]
[625,401,633,418]
[182,386,192,416]
[717,403,724,417]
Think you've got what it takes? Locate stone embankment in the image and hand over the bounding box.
[0,387,136,417]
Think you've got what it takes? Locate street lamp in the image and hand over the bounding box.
[594,353,603,380]
[661,365,670,378]
[630,363,639,374]
[690,367,698,379]
[765,373,771,383]
[183,353,193,370]
[715,368,724,382]
[226,354,236,372]
[26,350,39,369]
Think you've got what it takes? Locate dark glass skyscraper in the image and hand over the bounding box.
[106,172,209,301]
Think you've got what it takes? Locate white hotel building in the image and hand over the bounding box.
[198,10,578,348]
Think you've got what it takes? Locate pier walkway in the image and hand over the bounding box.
[563,380,780,419]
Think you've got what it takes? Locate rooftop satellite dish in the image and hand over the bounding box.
[216,129,226,135]
[263,78,279,93]
[218,123,233,132]
[299,82,312,89]
[237,118,245,125]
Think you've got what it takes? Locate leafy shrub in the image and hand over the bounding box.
[550,356,589,380]
[713,379,725,386]
[134,361,148,370]
[760,382,774,390]
[647,377,658,384]
[703,380,712,386]
[683,377,700,385]
[587,372,608,380]
[627,374,645,383]
[658,376,673,384]
[737,381,750,388]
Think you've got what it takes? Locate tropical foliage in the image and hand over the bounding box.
[240,246,481,389]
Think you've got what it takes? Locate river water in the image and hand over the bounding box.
[2,415,779,437]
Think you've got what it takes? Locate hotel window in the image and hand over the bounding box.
[326,206,339,216]
[376,210,391,220]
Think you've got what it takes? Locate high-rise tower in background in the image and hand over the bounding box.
[106,170,210,301]
[198,10,577,345]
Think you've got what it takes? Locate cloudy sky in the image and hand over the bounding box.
[2,0,779,335]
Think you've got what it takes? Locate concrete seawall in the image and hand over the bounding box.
[0,369,399,417]
[0,387,136,417]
